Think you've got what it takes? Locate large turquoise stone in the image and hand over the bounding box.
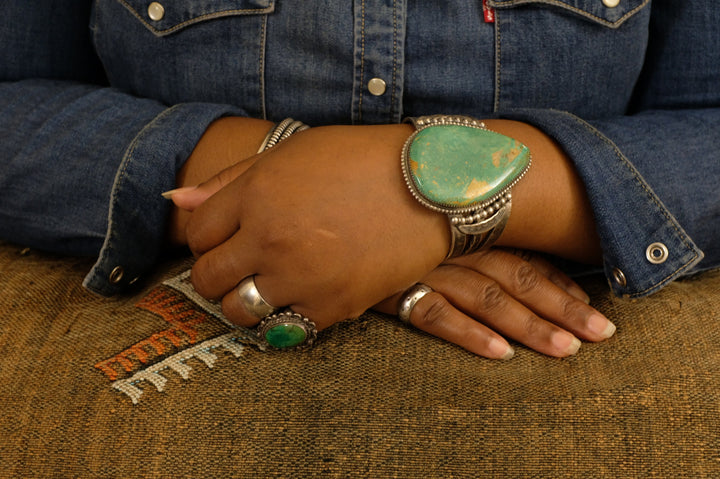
[408,125,530,208]
[265,323,307,349]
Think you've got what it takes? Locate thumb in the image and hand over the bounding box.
[162,158,256,211]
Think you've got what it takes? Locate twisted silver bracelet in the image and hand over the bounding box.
[257,117,310,153]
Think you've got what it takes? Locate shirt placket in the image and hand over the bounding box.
[351,0,406,124]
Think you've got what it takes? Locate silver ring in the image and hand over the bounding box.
[257,310,317,350]
[237,276,278,320]
[397,283,434,324]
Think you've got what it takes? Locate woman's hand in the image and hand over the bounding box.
[169,118,609,357]
[374,248,615,359]
[182,124,450,331]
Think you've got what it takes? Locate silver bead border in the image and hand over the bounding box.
[400,114,532,219]
[256,310,318,351]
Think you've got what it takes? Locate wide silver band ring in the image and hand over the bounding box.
[237,276,278,320]
[397,283,434,324]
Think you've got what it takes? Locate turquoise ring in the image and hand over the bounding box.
[257,310,317,350]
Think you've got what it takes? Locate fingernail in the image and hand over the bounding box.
[489,338,515,361]
[588,313,616,339]
[552,331,581,356]
[161,186,196,199]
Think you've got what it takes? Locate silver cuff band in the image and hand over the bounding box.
[447,195,512,259]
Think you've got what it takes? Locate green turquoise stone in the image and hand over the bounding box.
[265,323,307,349]
[408,124,530,208]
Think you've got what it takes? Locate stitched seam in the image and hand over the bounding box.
[358,0,366,123]
[391,0,398,121]
[92,104,186,285]
[90,0,111,81]
[487,0,649,28]
[259,14,267,120]
[116,0,274,36]
[493,13,501,112]
[562,110,701,296]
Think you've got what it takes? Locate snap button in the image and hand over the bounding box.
[646,242,669,264]
[602,0,620,7]
[148,2,165,21]
[367,78,387,96]
[612,267,627,288]
[109,266,125,284]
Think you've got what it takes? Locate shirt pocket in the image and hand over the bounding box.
[116,0,274,36]
[488,0,648,28]
[488,0,651,118]
[93,0,275,116]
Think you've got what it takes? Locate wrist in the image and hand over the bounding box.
[484,120,602,263]
[167,116,274,245]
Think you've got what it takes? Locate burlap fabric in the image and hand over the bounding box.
[1,240,719,478]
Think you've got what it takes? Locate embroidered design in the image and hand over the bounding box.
[95,269,262,404]
[112,332,252,404]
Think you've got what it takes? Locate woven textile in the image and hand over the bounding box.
[1,240,719,478]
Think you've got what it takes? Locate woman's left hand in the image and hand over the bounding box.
[374,248,616,359]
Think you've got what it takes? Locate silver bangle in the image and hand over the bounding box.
[257,118,310,153]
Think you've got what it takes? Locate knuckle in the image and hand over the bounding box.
[215,167,238,190]
[412,294,452,329]
[472,281,505,312]
[520,312,544,338]
[512,262,541,294]
[185,225,203,256]
[561,296,587,319]
[546,269,571,289]
[190,257,219,299]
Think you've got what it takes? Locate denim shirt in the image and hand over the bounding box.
[0,0,718,298]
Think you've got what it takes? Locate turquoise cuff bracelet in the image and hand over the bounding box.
[401,115,531,259]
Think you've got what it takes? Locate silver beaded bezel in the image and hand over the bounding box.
[256,310,318,351]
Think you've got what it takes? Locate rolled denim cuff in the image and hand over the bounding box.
[83,102,242,296]
[498,108,704,298]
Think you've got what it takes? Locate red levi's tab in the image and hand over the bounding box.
[483,0,495,23]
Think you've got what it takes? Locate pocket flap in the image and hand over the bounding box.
[116,0,274,36]
[488,0,649,28]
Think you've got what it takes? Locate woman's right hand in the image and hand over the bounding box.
[175,123,450,334]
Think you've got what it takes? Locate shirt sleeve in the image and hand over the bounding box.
[0,2,244,296]
[499,107,717,298]
[0,79,243,296]
[499,3,719,298]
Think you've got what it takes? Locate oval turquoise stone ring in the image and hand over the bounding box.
[402,121,531,214]
[257,310,318,350]
[265,323,307,349]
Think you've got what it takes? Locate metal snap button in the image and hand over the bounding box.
[148,2,165,21]
[602,0,620,7]
[109,266,125,284]
[646,242,669,264]
[368,78,387,96]
[612,267,627,288]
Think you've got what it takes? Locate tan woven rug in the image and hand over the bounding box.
[1,240,718,478]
